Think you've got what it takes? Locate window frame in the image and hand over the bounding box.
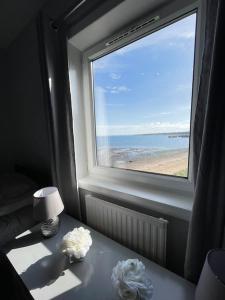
[81,0,203,194]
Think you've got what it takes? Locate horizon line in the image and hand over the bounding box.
[96,131,190,137]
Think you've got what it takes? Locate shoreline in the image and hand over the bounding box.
[97,148,189,176]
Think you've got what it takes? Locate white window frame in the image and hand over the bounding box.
[80,0,203,196]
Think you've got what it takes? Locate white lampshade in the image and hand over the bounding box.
[195,249,225,300]
[33,187,64,221]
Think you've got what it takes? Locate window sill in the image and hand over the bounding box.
[78,176,193,221]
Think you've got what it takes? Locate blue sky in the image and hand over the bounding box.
[92,14,196,136]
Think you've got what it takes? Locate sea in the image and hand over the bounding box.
[97,133,189,151]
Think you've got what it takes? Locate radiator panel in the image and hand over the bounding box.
[85,195,168,266]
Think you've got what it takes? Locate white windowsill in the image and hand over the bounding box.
[79,176,193,221]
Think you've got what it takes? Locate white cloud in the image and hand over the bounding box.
[110,73,121,80]
[159,111,172,115]
[96,121,190,136]
[178,31,195,39]
[106,85,131,94]
[117,86,130,92]
[144,111,173,119]
[144,107,191,119]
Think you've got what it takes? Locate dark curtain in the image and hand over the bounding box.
[36,13,81,220]
[35,0,125,220]
[185,0,225,283]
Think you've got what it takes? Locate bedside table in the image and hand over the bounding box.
[6,214,195,299]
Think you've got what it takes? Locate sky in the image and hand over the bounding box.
[92,13,196,136]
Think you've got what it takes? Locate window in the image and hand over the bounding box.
[91,13,197,178]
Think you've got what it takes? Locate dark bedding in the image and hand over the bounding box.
[0,173,38,216]
[0,206,37,248]
[0,173,38,248]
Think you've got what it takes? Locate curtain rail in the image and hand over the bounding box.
[51,0,87,30]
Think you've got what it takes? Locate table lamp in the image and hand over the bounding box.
[33,187,64,238]
[195,249,225,300]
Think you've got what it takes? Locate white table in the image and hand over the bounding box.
[6,214,195,299]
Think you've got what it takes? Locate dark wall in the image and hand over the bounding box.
[0,0,102,181]
[0,49,14,173]
[6,21,52,184]
[79,188,189,276]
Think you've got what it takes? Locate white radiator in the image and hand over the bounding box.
[85,195,168,266]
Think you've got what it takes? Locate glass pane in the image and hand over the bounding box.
[92,14,196,177]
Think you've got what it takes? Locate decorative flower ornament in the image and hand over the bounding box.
[60,227,92,262]
[112,259,153,300]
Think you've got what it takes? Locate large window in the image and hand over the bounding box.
[91,13,197,178]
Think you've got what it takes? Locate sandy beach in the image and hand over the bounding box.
[97,148,188,177]
[121,149,188,176]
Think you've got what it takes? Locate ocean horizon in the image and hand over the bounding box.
[97,132,190,151]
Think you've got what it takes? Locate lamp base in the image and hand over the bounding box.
[41,216,60,238]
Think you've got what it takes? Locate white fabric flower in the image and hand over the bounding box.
[112,259,153,300]
[60,227,92,260]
